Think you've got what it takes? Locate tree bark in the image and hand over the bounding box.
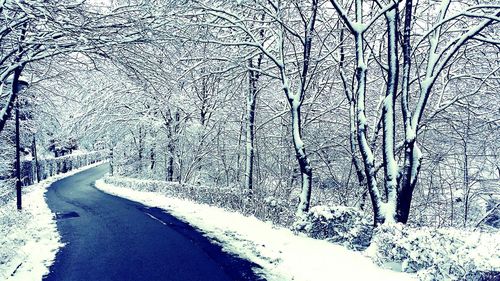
[150,147,155,170]
[244,67,256,191]
[0,23,27,136]
[32,136,40,183]
[381,6,399,222]
[14,67,22,210]
[245,55,262,191]
[290,101,313,217]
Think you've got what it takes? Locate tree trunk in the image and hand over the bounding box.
[396,140,422,223]
[150,147,155,170]
[290,101,312,217]
[14,67,22,210]
[32,136,40,183]
[463,140,470,227]
[166,111,180,181]
[381,7,399,223]
[236,110,245,183]
[244,85,256,191]
[353,34,384,225]
[340,27,367,210]
[166,148,174,181]
[137,127,144,173]
[245,57,261,191]
[396,0,417,224]
[110,147,114,176]
[0,77,20,134]
[0,24,27,136]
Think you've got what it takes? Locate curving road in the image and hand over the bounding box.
[43,164,264,281]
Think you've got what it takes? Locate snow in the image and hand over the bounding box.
[368,223,500,280]
[351,22,365,34]
[21,154,33,161]
[380,202,396,224]
[296,171,311,218]
[410,144,422,184]
[69,149,87,156]
[405,125,416,143]
[0,161,105,281]
[95,179,416,281]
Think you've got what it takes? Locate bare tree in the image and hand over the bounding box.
[331,0,500,225]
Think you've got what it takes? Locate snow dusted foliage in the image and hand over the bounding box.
[367,224,500,280]
[103,176,296,226]
[0,151,107,206]
[20,150,107,185]
[297,205,373,250]
[0,180,14,207]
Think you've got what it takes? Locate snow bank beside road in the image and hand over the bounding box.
[96,179,415,281]
[0,162,105,281]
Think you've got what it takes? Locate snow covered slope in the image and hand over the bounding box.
[0,162,104,281]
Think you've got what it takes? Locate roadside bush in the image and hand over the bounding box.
[367,223,500,280]
[296,205,373,250]
[103,176,296,226]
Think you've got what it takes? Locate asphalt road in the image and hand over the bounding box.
[43,164,264,281]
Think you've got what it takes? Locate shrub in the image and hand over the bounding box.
[296,205,373,250]
[102,176,296,227]
[367,223,500,280]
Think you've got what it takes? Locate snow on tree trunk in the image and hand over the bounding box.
[381,7,399,223]
[352,4,385,226]
[340,27,366,206]
[290,94,312,218]
[245,56,261,191]
[277,46,313,219]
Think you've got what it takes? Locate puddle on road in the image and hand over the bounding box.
[55,211,80,220]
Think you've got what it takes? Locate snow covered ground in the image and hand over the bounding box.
[0,162,104,281]
[96,179,415,281]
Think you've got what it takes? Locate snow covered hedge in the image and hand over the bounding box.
[367,223,500,280]
[20,150,107,186]
[102,176,296,226]
[0,151,107,206]
[103,176,374,249]
[296,205,373,250]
